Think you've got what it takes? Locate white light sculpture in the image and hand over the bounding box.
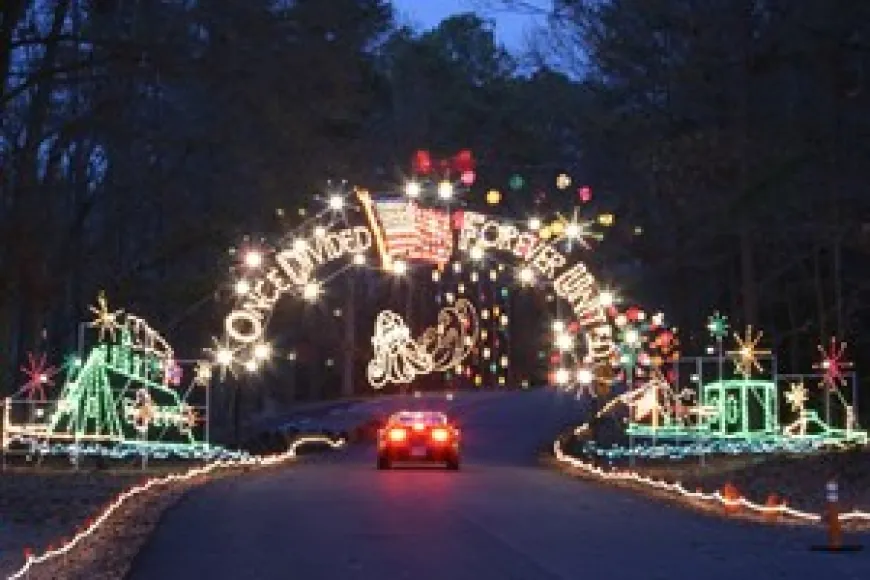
[368,299,479,388]
[367,311,434,388]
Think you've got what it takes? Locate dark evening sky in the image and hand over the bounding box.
[391,0,547,51]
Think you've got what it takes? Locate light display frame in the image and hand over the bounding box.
[592,324,866,458]
[217,190,618,391]
[2,296,213,457]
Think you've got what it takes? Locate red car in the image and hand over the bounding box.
[377,411,461,470]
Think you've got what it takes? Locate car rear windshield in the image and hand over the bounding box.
[393,413,447,426]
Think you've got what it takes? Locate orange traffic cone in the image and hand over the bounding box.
[722,482,740,515]
[764,493,779,522]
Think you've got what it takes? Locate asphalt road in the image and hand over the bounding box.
[130,389,870,580]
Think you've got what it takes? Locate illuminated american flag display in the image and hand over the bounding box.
[372,199,418,258]
[370,199,453,265]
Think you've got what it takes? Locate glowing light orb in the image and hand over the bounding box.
[216,349,233,366]
[302,282,320,301]
[597,213,615,227]
[518,267,535,285]
[405,181,421,198]
[328,195,344,210]
[234,280,251,296]
[253,343,271,360]
[244,250,263,268]
[438,181,454,200]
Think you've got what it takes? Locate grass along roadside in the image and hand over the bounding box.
[547,441,870,532]
[2,437,342,579]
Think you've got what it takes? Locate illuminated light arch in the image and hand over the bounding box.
[222,224,373,348]
[450,208,615,387]
[218,190,617,390]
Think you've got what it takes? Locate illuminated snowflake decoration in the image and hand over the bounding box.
[88,291,123,341]
[784,381,807,413]
[813,337,853,391]
[727,325,770,378]
[18,352,58,401]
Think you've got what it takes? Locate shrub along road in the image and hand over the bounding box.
[130,389,870,580]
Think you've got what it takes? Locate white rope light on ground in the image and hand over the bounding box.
[7,436,344,580]
[552,439,870,524]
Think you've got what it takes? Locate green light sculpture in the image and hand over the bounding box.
[5,294,208,451]
[623,319,867,450]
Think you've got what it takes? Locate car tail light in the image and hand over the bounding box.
[413,422,425,432]
[388,427,407,442]
[431,428,450,442]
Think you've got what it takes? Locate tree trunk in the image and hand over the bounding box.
[342,272,356,398]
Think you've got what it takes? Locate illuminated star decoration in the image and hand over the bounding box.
[542,208,603,250]
[707,311,729,342]
[727,326,770,378]
[813,337,853,391]
[204,336,238,380]
[88,291,123,341]
[181,404,202,433]
[784,381,808,413]
[313,179,359,227]
[18,352,58,401]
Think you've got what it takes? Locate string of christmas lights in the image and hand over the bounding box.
[552,440,870,524]
[435,260,512,389]
[7,436,344,580]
